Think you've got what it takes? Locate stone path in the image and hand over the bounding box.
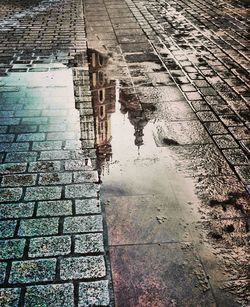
[0,0,111,306]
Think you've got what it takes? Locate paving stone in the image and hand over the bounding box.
[0,134,15,142]
[73,171,98,183]
[0,163,27,174]
[64,215,103,233]
[79,280,110,306]
[0,187,22,202]
[9,125,37,133]
[9,259,56,284]
[5,152,38,163]
[24,186,62,201]
[2,174,37,187]
[0,202,34,219]
[18,218,59,237]
[0,239,25,260]
[0,288,21,306]
[0,220,17,238]
[32,141,63,151]
[39,150,72,160]
[220,114,244,126]
[29,236,71,258]
[223,149,249,166]
[39,172,72,185]
[0,142,29,152]
[213,134,239,149]
[17,133,46,142]
[0,262,7,283]
[196,111,218,122]
[65,183,99,199]
[75,233,104,254]
[229,126,250,140]
[60,256,106,280]
[37,200,73,217]
[28,161,61,173]
[25,284,74,307]
[39,124,67,133]
[235,166,250,184]
[75,199,101,214]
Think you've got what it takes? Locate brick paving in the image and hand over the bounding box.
[0,0,249,305]
[0,0,111,306]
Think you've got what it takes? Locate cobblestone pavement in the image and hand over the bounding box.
[0,0,111,306]
[0,0,249,306]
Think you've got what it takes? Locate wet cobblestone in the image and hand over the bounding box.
[0,1,110,305]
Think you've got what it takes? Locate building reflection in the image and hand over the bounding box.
[88,49,150,179]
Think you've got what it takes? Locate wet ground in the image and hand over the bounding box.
[0,0,249,306]
[85,0,250,306]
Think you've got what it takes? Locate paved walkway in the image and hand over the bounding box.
[0,0,249,306]
[0,0,111,306]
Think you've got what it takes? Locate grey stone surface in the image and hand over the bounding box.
[75,233,104,254]
[64,215,103,233]
[25,284,74,307]
[29,236,71,257]
[24,186,62,201]
[75,199,101,214]
[0,220,17,238]
[37,200,73,216]
[0,239,25,260]
[60,256,106,280]
[9,259,56,284]
[0,288,21,306]
[65,183,99,199]
[18,218,59,237]
[79,280,110,307]
[0,262,7,284]
[0,202,34,219]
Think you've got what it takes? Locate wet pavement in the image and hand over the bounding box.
[0,0,250,306]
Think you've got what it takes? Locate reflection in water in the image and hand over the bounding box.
[88,49,150,179]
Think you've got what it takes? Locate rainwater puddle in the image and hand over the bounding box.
[88,49,250,306]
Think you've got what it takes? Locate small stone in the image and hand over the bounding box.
[9,259,56,284]
[37,200,72,217]
[0,220,16,238]
[29,236,71,257]
[0,288,21,306]
[18,218,59,237]
[64,216,103,233]
[25,284,74,307]
[78,280,110,307]
[75,199,101,214]
[60,256,106,280]
[75,233,104,254]
[0,239,25,259]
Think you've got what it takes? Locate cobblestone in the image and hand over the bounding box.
[60,256,106,280]
[79,280,110,307]
[75,199,101,214]
[29,236,71,258]
[0,202,34,219]
[0,262,7,283]
[18,218,59,237]
[9,259,56,284]
[0,239,25,259]
[37,200,73,217]
[0,288,21,306]
[75,233,104,254]
[64,215,103,234]
[24,186,62,201]
[25,284,74,307]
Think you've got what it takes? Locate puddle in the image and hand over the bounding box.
[87,48,250,305]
